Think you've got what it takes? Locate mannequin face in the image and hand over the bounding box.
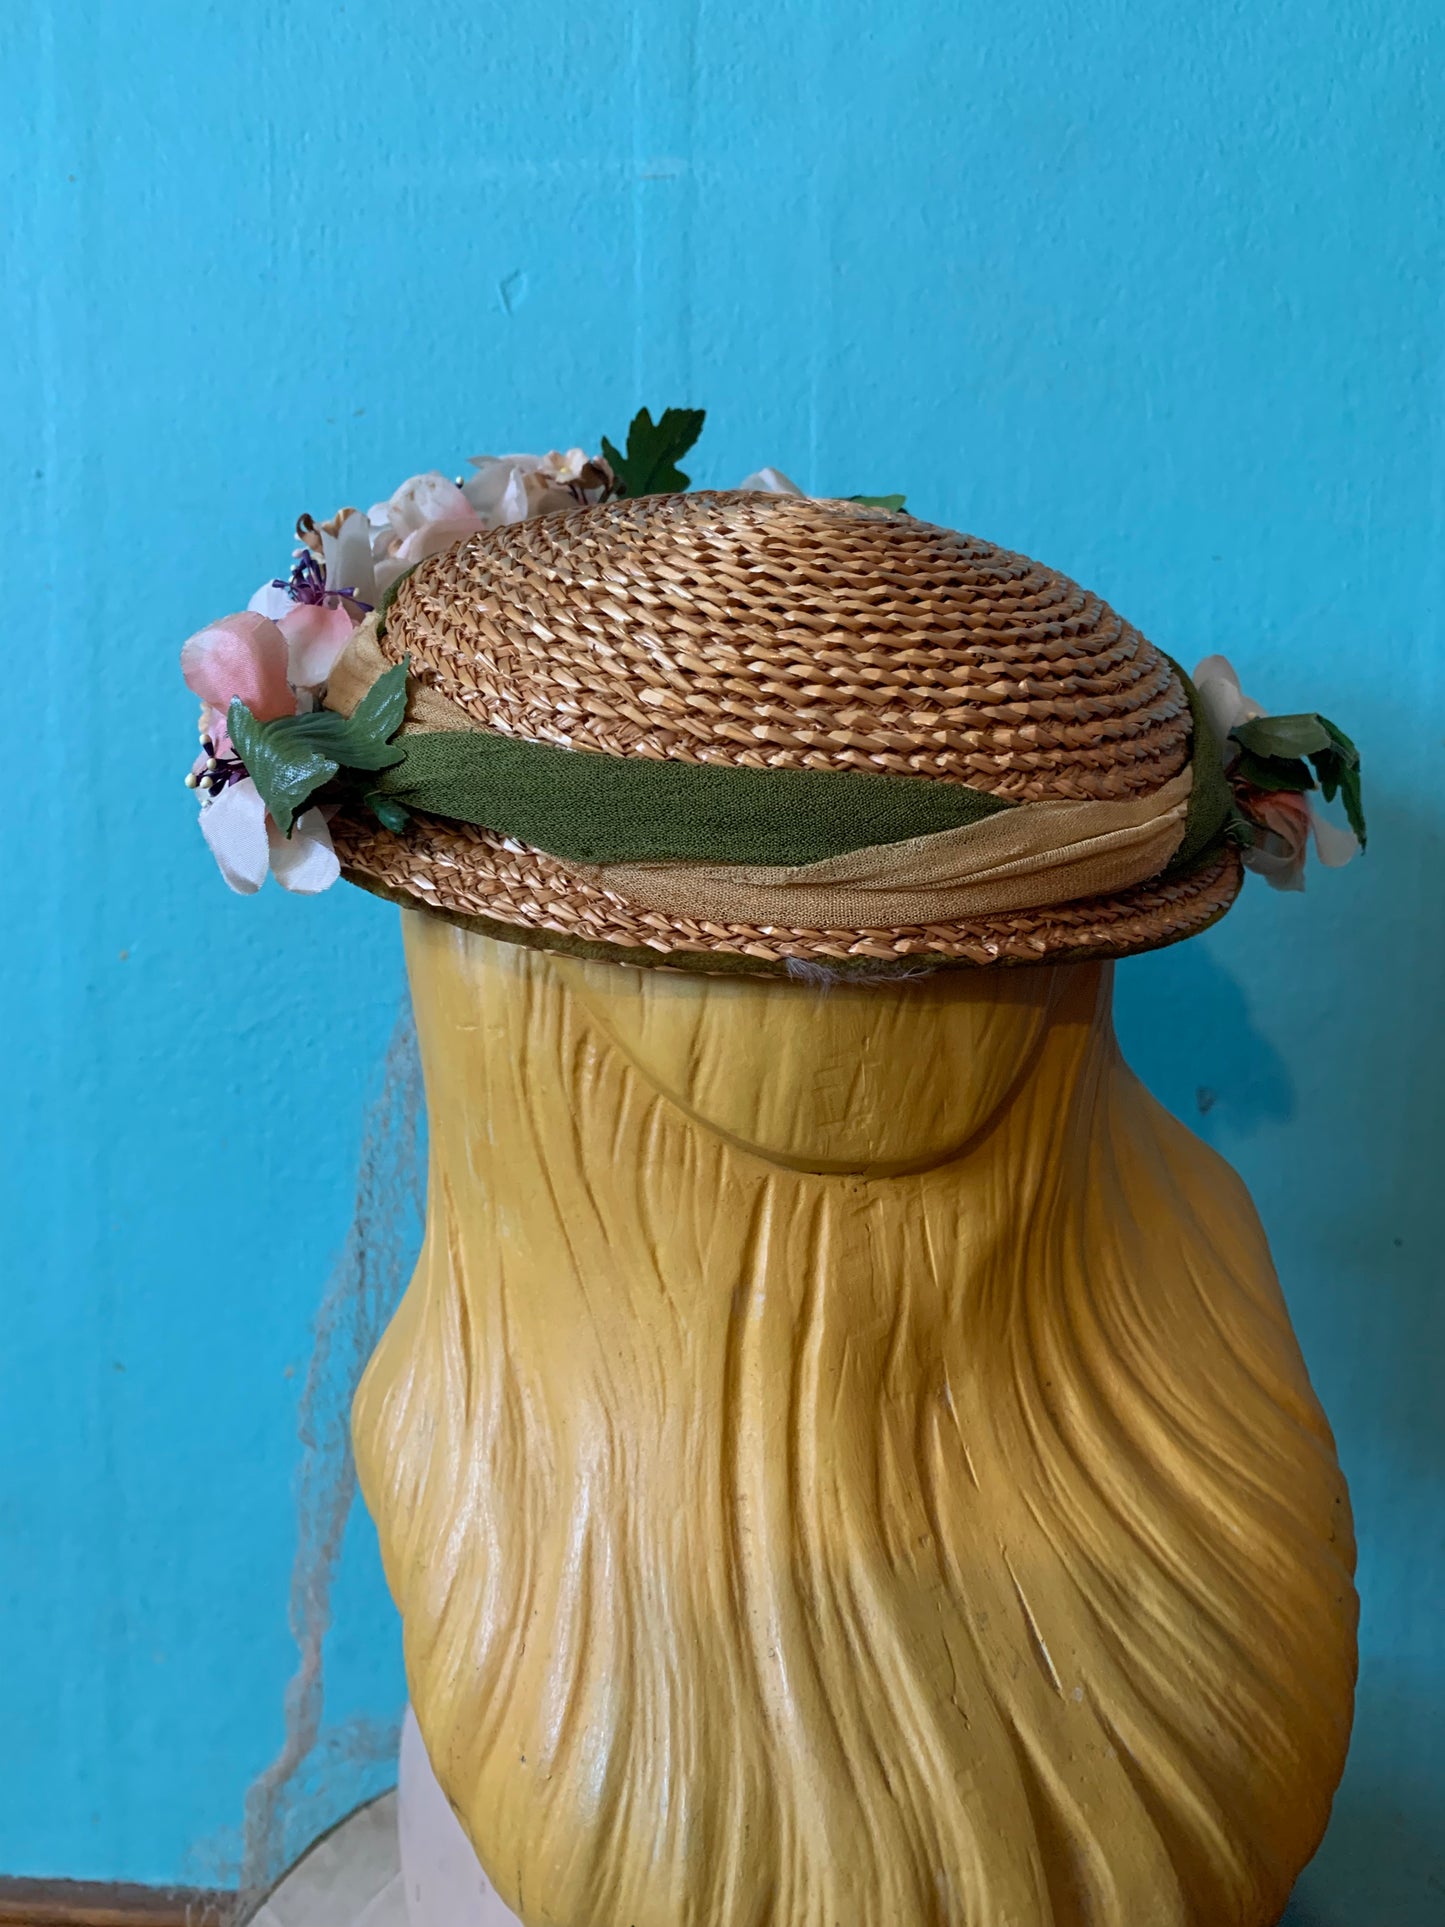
[559,955,1068,1177]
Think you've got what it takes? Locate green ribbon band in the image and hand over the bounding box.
[371,654,1231,873]
[1170,658,1234,869]
[375,732,1018,866]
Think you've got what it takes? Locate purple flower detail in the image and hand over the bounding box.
[195,732,249,799]
[273,550,372,612]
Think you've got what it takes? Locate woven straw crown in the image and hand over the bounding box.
[333,491,1240,973]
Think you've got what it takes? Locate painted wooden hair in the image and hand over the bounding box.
[354,912,1356,1927]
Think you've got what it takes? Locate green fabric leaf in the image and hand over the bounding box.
[1309,743,1366,845]
[1232,746,1315,794]
[328,733,407,773]
[1333,760,1367,846]
[366,790,410,833]
[350,659,409,742]
[1310,717,1366,845]
[228,701,340,835]
[263,705,406,774]
[1227,708,1366,847]
[600,406,706,497]
[1310,744,1346,802]
[271,711,357,753]
[228,664,409,835]
[1233,713,1333,760]
[373,729,1016,866]
[848,494,907,511]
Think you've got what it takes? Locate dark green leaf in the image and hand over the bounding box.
[246,707,405,775]
[1337,763,1366,846]
[1306,717,1364,844]
[1303,749,1368,848]
[1233,712,1333,760]
[1229,706,1366,849]
[600,406,706,497]
[324,725,407,774]
[273,710,356,752]
[228,664,410,833]
[281,665,408,774]
[260,707,403,766]
[1309,745,1345,803]
[366,791,410,834]
[228,700,337,835]
[1232,746,1316,795]
[1230,708,1365,843]
[848,493,907,511]
[349,658,410,744]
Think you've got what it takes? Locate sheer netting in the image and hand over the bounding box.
[236,1003,423,1902]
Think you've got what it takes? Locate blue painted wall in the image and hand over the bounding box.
[4,2,1441,1915]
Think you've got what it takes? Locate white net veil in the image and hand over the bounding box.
[234,1002,424,1908]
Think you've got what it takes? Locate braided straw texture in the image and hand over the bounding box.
[377,491,1190,797]
[337,490,1240,968]
[332,821,1239,973]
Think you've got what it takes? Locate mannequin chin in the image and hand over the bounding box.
[357,914,1355,1927]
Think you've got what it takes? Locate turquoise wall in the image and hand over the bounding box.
[4,2,1441,1915]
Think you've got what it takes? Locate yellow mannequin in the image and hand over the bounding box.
[355,912,1356,1927]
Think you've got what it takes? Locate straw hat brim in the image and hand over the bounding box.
[331,811,1241,978]
[330,491,1244,977]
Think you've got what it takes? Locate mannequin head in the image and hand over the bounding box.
[565,943,1065,1175]
[355,914,1354,1927]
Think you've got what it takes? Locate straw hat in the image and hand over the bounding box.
[327,489,1240,977]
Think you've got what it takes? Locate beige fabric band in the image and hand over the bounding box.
[327,617,1192,923]
[327,615,474,733]
[568,769,1192,926]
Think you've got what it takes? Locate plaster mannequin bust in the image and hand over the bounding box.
[181,477,1362,1926]
[356,912,1355,1927]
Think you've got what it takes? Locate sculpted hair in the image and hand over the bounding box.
[354,918,1355,1927]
